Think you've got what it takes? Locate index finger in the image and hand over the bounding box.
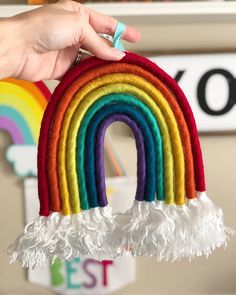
[87,8,141,43]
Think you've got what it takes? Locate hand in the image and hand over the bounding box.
[0,0,141,81]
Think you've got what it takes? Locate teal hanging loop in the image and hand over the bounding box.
[113,22,126,51]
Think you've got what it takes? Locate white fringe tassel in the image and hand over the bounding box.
[109,200,175,259]
[185,192,234,259]
[8,193,234,267]
[8,206,115,267]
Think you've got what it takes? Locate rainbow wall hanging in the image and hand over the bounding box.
[0,78,50,176]
[8,52,232,267]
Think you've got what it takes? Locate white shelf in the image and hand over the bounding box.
[1,2,236,21]
[1,2,236,52]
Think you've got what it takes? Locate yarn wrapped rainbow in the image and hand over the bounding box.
[9,52,232,267]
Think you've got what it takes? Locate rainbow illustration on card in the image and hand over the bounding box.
[0,78,50,144]
[0,78,50,176]
[8,52,232,267]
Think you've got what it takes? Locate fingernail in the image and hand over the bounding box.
[111,48,126,59]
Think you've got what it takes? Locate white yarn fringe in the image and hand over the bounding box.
[109,200,175,259]
[8,206,115,267]
[109,193,234,261]
[184,192,234,259]
[8,192,234,267]
[150,192,233,261]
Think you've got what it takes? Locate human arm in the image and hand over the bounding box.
[0,0,141,81]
